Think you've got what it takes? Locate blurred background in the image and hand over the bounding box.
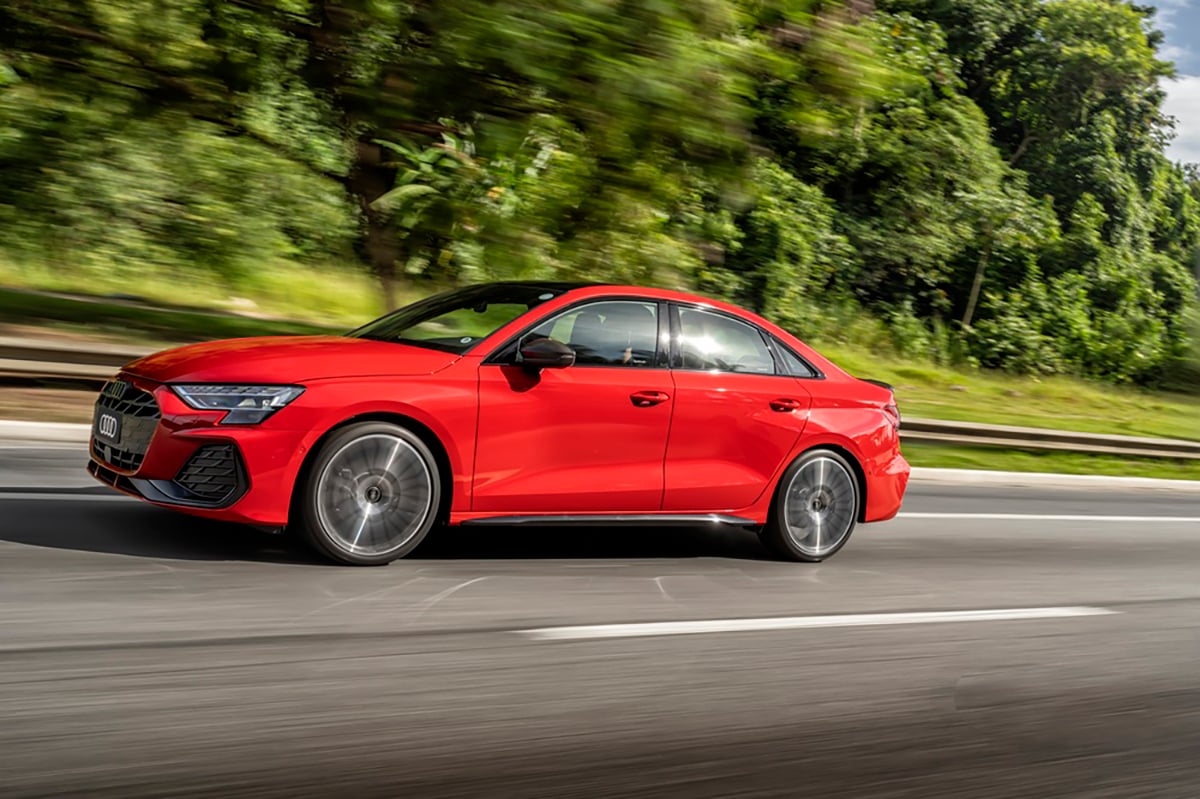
[3,4,1200,798]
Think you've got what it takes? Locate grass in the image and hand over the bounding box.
[0,256,388,330]
[0,286,340,344]
[902,442,1200,481]
[818,344,1200,443]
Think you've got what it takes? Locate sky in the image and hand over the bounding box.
[1156,0,1200,164]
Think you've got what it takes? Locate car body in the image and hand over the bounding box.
[87,282,909,564]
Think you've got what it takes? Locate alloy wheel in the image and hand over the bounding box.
[780,455,857,559]
[314,432,435,559]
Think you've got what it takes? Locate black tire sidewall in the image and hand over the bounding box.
[301,422,442,566]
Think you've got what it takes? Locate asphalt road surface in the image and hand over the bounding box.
[2,445,1199,798]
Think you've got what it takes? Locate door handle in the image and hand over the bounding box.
[630,390,670,408]
[770,398,803,412]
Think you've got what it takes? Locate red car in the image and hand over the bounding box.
[88,282,909,565]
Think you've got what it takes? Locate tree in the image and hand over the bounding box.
[1,0,1196,385]
[1,1,726,303]
[867,0,1197,381]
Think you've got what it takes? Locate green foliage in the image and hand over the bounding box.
[0,0,1196,387]
[968,278,1063,376]
[0,1,355,289]
[701,158,854,334]
[864,0,1199,384]
[884,298,937,361]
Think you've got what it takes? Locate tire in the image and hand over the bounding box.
[297,422,441,566]
[760,449,859,563]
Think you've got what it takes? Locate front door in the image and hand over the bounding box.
[473,300,673,514]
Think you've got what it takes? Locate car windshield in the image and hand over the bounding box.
[347,284,569,354]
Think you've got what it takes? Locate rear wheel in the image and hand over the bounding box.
[298,422,441,565]
[761,449,859,562]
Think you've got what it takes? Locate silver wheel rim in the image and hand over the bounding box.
[782,456,856,558]
[315,433,434,558]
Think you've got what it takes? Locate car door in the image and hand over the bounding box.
[472,299,673,514]
[662,304,813,512]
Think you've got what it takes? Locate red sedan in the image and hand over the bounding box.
[88,282,909,565]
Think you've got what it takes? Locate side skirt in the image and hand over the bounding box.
[459,514,759,528]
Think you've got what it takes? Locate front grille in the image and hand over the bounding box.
[96,380,159,418]
[96,442,145,472]
[174,444,242,504]
[93,379,160,472]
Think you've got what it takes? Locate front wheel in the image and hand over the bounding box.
[297,422,441,565]
[760,449,859,562]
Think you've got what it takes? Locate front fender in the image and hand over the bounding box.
[268,374,478,514]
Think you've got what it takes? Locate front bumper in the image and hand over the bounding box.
[88,443,248,509]
[88,375,307,527]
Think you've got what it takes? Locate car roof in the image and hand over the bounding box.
[560,283,760,314]
[477,281,752,314]
[492,281,602,291]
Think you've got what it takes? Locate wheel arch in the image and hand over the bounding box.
[288,412,455,527]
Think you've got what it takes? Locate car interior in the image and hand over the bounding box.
[565,303,659,367]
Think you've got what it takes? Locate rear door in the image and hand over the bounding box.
[472,299,673,514]
[662,304,813,512]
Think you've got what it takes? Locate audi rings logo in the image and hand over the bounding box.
[97,414,119,439]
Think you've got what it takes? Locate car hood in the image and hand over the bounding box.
[122,336,462,384]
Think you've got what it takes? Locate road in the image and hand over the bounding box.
[2,445,1199,798]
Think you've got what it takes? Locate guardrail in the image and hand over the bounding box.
[3,337,1198,460]
[0,336,141,380]
[899,418,1200,460]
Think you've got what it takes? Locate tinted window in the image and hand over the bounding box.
[530,301,660,367]
[773,338,818,378]
[349,284,565,353]
[677,308,775,375]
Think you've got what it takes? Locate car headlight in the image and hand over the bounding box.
[171,384,305,425]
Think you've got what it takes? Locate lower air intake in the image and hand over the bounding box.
[174,444,242,504]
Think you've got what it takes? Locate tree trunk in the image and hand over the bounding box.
[1008,134,1035,169]
[367,213,401,310]
[962,231,993,329]
[349,140,402,310]
[379,263,398,311]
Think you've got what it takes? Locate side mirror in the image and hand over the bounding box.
[517,336,575,370]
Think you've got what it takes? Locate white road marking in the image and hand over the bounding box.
[518,606,1118,641]
[898,513,1200,522]
[0,492,130,502]
[0,443,83,451]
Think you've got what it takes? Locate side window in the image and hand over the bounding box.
[676,308,776,375]
[529,301,660,367]
[772,338,818,378]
